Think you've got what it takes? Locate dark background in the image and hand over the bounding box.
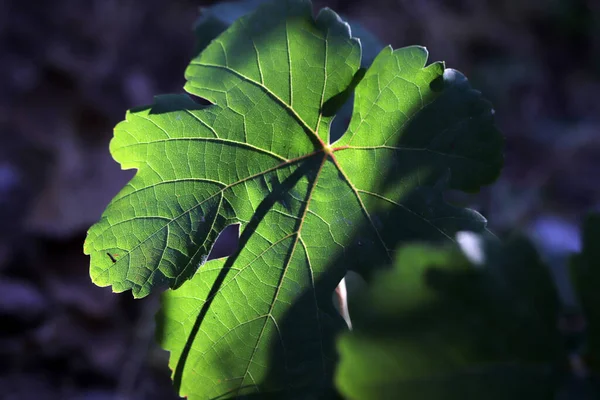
[1,0,599,399]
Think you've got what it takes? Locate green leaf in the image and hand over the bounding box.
[335,239,564,400]
[570,212,600,372]
[83,0,502,397]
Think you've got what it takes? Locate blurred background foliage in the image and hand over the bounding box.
[0,0,598,399]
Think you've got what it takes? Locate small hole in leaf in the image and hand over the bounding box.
[207,224,240,261]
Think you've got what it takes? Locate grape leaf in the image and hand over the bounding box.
[83,0,502,397]
[335,239,564,400]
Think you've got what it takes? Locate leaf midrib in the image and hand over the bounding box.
[237,153,329,392]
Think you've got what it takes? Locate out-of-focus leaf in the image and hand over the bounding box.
[336,239,564,400]
[570,212,600,372]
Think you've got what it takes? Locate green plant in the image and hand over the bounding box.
[81,1,600,398]
[336,214,600,400]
